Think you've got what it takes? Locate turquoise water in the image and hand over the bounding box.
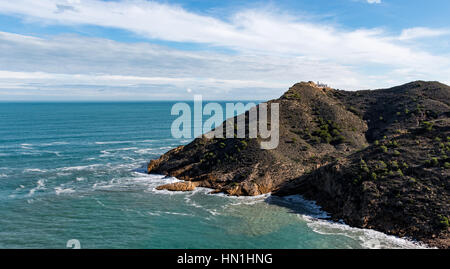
[0,102,424,249]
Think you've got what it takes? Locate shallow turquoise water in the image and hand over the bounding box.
[0,102,424,249]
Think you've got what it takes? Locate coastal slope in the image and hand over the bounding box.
[148,81,450,248]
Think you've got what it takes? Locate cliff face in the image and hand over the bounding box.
[148,81,450,248]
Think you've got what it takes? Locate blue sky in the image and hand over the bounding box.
[0,0,449,100]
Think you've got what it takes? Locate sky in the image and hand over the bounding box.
[0,0,449,101]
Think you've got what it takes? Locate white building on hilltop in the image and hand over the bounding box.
[316,81,329,88]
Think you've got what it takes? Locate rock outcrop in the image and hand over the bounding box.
[156,181,199,192]
[148,81,450,248]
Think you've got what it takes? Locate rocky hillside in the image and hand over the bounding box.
[147,81,450,248]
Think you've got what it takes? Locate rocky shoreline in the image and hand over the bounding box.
[148,81,449,248]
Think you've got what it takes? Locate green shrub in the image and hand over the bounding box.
[378,160,387,169]
[422,121,434,132]
[348,106,359,114]
[359,159,370,173]
[438,215,449,228]
[444,162,450,169]
[353,175,363,185]
[219,142,226,149]
[312,118,344,144]
[240,140,248,149]
[323,133,332,143]
[388,140,398,148]
[331,129,340,136]
[426,157,440,167]
[394,150,400,156]
[333,135,346,144]
[380,145,388,153]
[391,160,399,169]
[311,136,321,144]
[401,162,409,169]
[416,104,423,113]
[290,92,302,100]
[431,157,439,167]
[370,172,377,180]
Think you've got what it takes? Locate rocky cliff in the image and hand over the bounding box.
[147,81,450,248]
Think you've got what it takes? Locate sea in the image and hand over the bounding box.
[0,102,426,248]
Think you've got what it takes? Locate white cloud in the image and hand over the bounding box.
[0,0,449,100]
[0,32,367,100]
[399,27,450,40]
[0,0,445,66]
[0,70,287,89]
[367,0,381,4]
